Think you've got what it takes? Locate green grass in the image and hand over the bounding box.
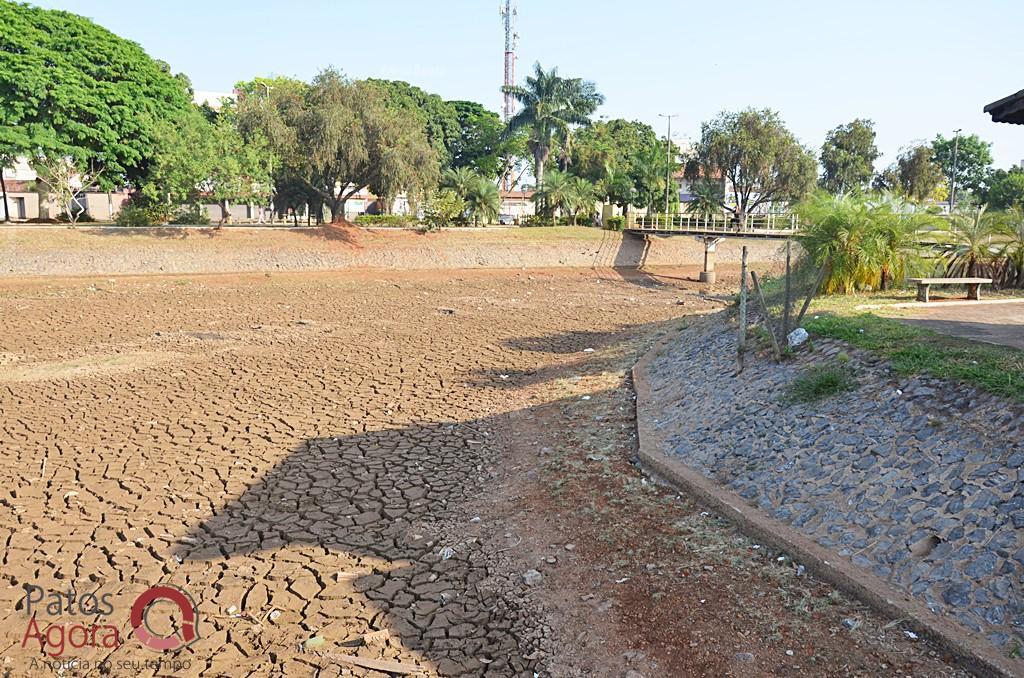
[785,364,857,403]
[751,268,1024,402]
[804,311,1024,402]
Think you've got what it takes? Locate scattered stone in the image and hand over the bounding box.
[522,569,544,586]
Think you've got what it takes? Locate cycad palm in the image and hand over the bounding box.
[941,205,1003,278]
[565,176,596,225]
[998,204,1024,287]
[534,169,572,218]
[796,191,885,294]
[441,167,477,201]
[503,63,604,190]
[464,177,500,226]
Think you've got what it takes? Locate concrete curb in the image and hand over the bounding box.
[631,324,1022,678]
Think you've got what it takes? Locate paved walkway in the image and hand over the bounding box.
[896,300,1024,350]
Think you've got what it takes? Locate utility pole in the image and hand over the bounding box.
[499,0,518,192]
[949,128,962,211]
[658,114,677,219]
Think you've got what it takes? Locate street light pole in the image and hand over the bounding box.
[658,114,677,220]
[949,128,962,211]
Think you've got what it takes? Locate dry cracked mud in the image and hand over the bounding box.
[0,267,967,677]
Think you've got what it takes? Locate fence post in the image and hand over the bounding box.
[738,246,748,370]
[782,239,793,340]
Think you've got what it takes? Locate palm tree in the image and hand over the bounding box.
[940,205,1003,278]
[687,179,725,221]
[533,169,571,219]
[441,167,477,201]
[998,204,1024,287]
[503,64,604,191]
[565,176,597,225]
[464,177,500,226]
[871,194,937,290]
[795,191,885,294]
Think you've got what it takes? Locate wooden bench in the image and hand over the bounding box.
[908,277,992,303]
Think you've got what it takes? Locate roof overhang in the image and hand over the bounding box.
[984,89,1024,124]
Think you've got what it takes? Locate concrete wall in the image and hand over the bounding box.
[2,193,39,220]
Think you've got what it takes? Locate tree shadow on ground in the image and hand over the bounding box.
[172,317,659,674]
[87,226,223,240]
[173,405,585,675]
[501,319,669,356]
[287,223,363,246]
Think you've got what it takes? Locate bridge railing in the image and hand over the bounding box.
[632,212,799,234]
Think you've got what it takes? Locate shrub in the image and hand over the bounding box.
[170,204,210,225]
[115,202,171,227]
[785,364,857,403]
[354,214,417,228]
[605,216,625,231]
[422,189,463,231]
[521,215,555,227]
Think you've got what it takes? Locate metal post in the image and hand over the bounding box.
[949,128,961,211]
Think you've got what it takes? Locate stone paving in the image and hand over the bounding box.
[0,270,687,676]
[642,317,1024,656]
[895,300,1024,351]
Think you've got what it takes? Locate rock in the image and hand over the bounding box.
[942,582,972,608]
[734,652,755,663]
[787,328,808,348]
[522,569,544,586]
[841,618,860,630]
[964,552,997,580]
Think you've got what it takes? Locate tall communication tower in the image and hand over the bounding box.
[501,0,518,122]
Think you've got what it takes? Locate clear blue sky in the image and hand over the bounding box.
[35,0,1024,169]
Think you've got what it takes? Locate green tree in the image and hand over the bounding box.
[243,69,439,222]
[877,145,945,202]
[464,177,500,226]
[690,108,816,224]
[367,79,460,169]
[932,133,993,198]
[986,166,1024,209]
[819,119,879,194]
[571,119,672,214]
[447,101,507,179]
[144,108,272,225]
[0,2,193,185]
[503,63,604,190]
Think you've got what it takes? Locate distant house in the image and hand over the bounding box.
[500,190,535,221]
[985,89,1024,125]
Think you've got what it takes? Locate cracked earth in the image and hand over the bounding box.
[0,267,967,676]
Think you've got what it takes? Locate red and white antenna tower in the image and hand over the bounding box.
[501,0,518,123]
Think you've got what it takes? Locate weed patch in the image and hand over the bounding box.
[785,364,857,403]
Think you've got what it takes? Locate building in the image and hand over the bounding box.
[985,89,1024,125]
[499,190,535,221]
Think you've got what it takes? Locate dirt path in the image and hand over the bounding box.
[0,268,963,676]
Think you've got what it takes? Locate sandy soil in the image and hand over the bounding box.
[0,267,963,677]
